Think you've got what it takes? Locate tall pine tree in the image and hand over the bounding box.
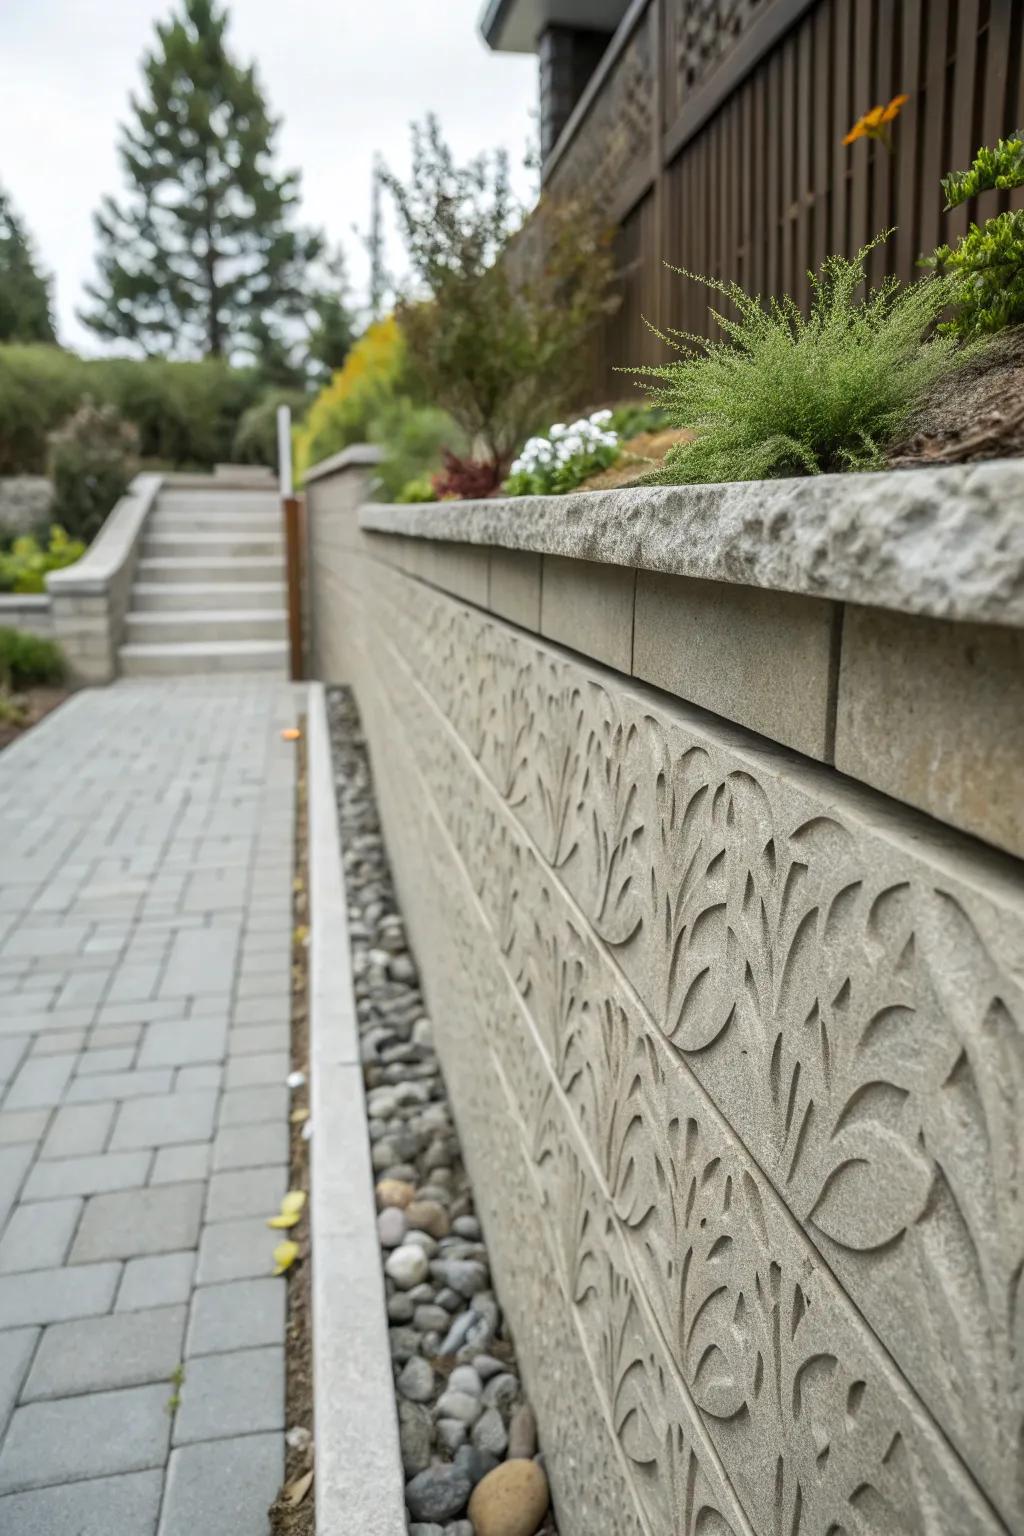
[0,187,56,344]
[81,0,322,361]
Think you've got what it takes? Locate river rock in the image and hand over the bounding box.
[435,1389,481,1425]
[385,1245,430,1289]
[472,1406,509,1457]
[454,1444,500,1488]
[448,1365,483,1398]
[482,1372,519,1414]
[468,1459,550,1536]
[375,1178,415,1210]
[377,1207,408,1248]
[430,1260,488,1298]
[405,1199,451,1239]
[437,1417,468,1452]
[387,1292,415,1324]
[398,1399,432,1476]
[397,1356,434,1403]
[413,1303,450,1333]
[438,1310,475,1355]
[473,1354,506,1381]
[389,1326,421,1363]
[507,1403,537,1460]
[405,1466,472,1523]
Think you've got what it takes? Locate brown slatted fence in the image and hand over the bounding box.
[568,0,1024,397]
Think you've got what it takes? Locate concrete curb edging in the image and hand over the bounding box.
[307,681,407,1536]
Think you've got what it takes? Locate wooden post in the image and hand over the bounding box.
[283,494,304,682]
[277,405,303,681]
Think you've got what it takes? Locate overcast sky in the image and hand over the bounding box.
[0,0,538,353]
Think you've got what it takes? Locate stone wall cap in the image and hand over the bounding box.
[359,458,1024,628]
[303,445,383,486]
[45,473,162,596]
[0,593,51,611]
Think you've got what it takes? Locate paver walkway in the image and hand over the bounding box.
[0,676,299,1533]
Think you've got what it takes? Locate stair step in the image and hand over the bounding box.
[143,532,283,559]
[118,640,288,677]
[156,492,279,515]
[132,582,286,613]
[148,511,283,534]
[136,557,284,583]
[125,609,287,644]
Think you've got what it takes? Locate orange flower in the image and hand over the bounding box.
[880,92,909,122]
[843,93,908,146]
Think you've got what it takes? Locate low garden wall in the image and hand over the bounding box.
[306,450,1024,1536]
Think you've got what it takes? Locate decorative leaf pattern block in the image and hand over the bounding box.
[333,550,1024,1536]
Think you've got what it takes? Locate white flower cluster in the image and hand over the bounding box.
[509,410,617,475]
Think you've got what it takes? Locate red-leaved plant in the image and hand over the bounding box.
[431,451,502,501]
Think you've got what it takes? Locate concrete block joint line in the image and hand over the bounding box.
[0,674,300,1534]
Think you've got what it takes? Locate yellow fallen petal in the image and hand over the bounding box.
[281,727,301,741]
[273,1239,300,1274]
[293,925,309,945]
[268,1212,301,1229]
[290,1107,310,1124]
[281,1190,307,1217]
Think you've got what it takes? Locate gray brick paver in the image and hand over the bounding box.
[23,1304,187,1401]
[0,677,295,1519]
[158,1433,282,1536]
[0,1197,82,1273]
[70,1182,205,1264]
[171,1345,284,1444]
[0,1469,163,1534]
[0,1383,171,1493]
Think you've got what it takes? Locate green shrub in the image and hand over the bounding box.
[0,526,85,593]
[49,401,138,543]
[929,135,1024,339]
[368,399,465,501]
[608,402,671,438]
[628,236,965,484]
[0,345,263,474]
[0,627,65,687]
[232,389,309,466]
[295,318,408,477]
[382,117,618,473]
[395,476,437,503]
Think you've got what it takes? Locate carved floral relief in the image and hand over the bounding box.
[345,554,1024,1534]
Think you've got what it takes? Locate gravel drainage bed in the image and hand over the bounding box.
[327,685,557,1536]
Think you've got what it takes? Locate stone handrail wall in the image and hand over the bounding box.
[305,454,1024,1536]
[45,473,161,684]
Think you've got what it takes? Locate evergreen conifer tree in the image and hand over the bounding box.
[81,0,321,361]
[0,187,56,344]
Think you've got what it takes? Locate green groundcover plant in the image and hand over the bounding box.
[627,235,964,484]
[929,134,1024,338]
[0,627,65,688]
[0,526,85,593]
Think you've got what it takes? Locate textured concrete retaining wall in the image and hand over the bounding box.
[0,594,54,639]
[307,460,1024,1536]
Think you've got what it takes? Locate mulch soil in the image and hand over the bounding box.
[0,687,71,751]
[268,720,315,1536]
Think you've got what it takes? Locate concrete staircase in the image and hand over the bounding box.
[119,484,289,677]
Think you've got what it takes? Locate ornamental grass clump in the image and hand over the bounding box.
[628,235,964,485]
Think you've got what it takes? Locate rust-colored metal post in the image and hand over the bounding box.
[283,494,304,681]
